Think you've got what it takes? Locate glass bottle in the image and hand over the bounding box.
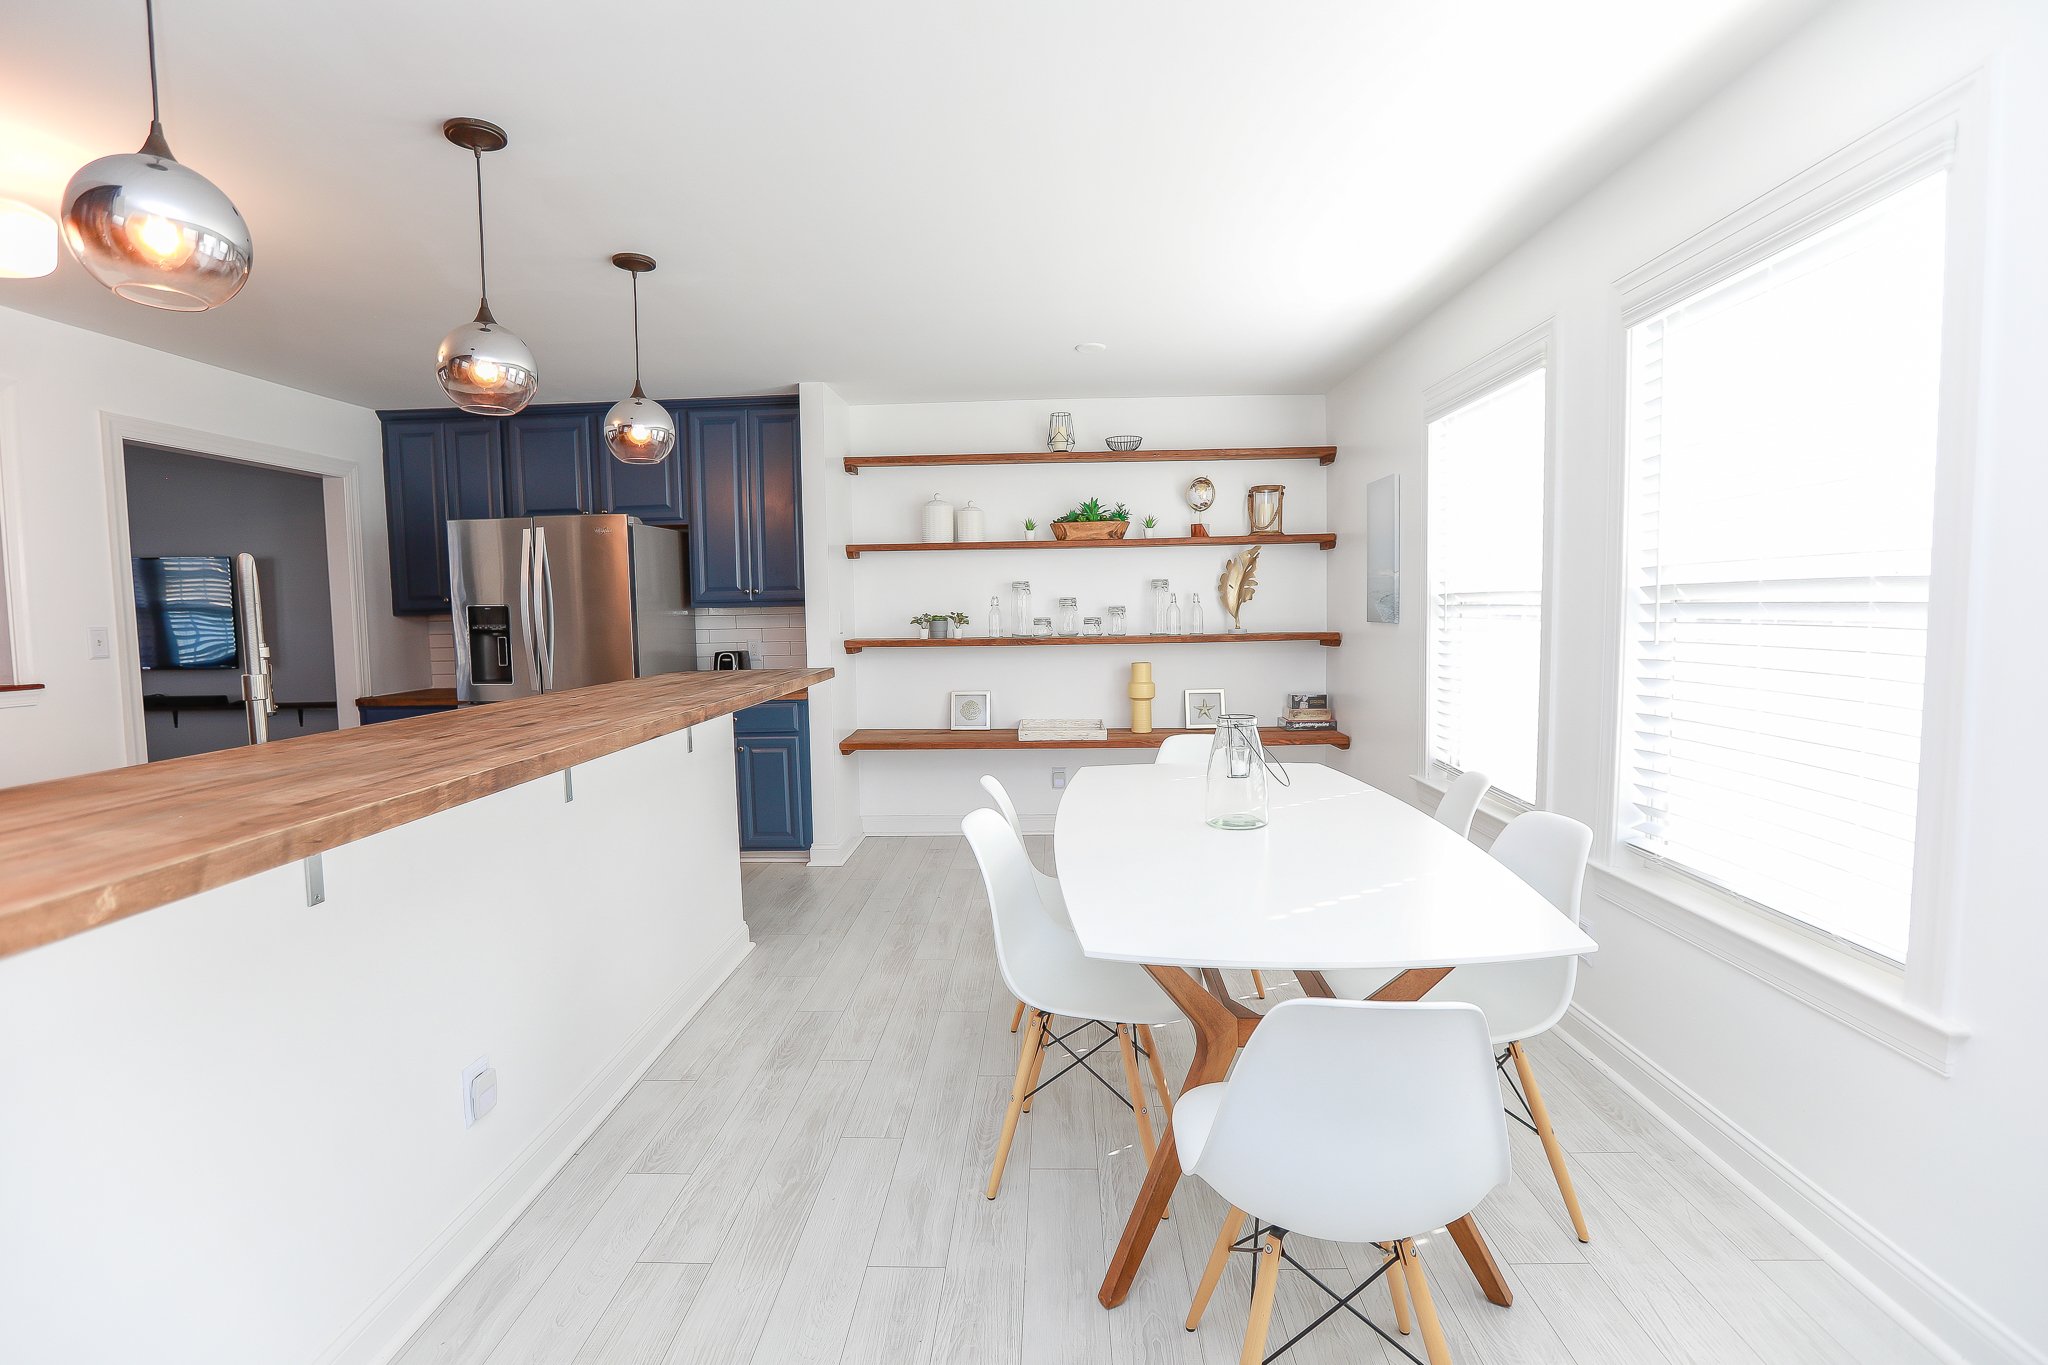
[1151,579,1171,634]
[1081,615,1103,636]
[1166,593,1181,635]
[1107,605,1127,636]
[1057,596,1079,635]
[1012,580,1033,637]
[1204,715,1271,829]
[988,595,1003,638]
[1032,615,1054,638]
[1187,588,1204,635]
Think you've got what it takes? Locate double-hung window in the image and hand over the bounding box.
[1621,170,1948,963]
[1426,361,1547,805]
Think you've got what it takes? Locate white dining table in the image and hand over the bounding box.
[1054,761,1597,1311]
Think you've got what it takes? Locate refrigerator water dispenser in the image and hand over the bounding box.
[467,605,513,685]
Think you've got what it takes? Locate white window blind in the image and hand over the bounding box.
[1427,366,1545,804]
[1624,171,1947,962]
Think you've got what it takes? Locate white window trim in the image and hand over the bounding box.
[1419,319,1557,810]
[1602,74,1986,1041]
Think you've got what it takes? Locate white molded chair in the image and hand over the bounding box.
[1181,998,1509,1365]
[1155,733,1212,765]
[1154,735,1268,997]
[963,807,1180,1200]
[1324,809,1595,1243]
[1433,769,1491,839]
[981,775,1071,1035]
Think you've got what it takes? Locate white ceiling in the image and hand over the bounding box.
[0,0,1823,410]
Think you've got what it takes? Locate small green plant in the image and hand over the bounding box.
[1142,514,1158,529]
[1023,517,1037,532]
[910,612,970,627]
[1053,497,1131,524]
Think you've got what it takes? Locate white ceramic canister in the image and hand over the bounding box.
[956,499,986,542]
[921,493,955,543]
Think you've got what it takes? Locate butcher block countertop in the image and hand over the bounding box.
[0,667,832,961]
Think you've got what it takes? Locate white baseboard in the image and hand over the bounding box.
[862,814,1053,836]
[741,850,810,863]
[317,925,754,1365]
[804,831,867,866]
[1557,1004,2043,1365]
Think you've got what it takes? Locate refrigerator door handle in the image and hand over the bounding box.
[536,526,558,692]
[518,526,538,688]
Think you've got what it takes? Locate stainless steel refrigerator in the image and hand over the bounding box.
[448,514,696,702]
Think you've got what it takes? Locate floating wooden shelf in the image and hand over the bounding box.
[839,727,1350,754]
[843,631,1339,653]
[845,532,1334,558]
[844,445,1336,474]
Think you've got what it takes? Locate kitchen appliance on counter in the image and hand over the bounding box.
[712,648,750,671]
[449,514,695,702]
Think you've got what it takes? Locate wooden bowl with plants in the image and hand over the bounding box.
[1051,497,1131,541]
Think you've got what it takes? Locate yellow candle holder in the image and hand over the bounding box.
[1129,662,1157,733]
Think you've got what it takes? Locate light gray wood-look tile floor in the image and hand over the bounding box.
[395,835,1939,1365]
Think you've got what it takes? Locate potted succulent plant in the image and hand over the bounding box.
[912,611,970,640]
[1051,497,1132,542]
[1138,514,1158,539]
[1023,517,1039,540]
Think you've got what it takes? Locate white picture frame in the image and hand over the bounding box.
[949,690,993,730]
[1183,689,1226,729]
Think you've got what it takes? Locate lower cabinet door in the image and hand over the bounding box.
[736,733,809,850]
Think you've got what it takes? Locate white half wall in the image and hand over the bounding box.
[798,381,864,863]
[837,394,1330,831]
[0,305,424,788]
[1321,1,2048,1360]
[0,720,747,1365]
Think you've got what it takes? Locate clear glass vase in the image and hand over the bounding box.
[1204,714,1271,830]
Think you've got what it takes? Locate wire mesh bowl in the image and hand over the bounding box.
[1105,435,1143,451]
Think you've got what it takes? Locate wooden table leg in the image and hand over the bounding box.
[1446,1215,1513,1307]
[1098,964,1238,1308]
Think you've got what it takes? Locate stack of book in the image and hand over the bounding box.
[1281,692,1338,731]
[1018,718,1109,743]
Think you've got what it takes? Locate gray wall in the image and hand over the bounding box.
[123,443,337,759]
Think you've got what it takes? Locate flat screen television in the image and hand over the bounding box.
[134,555,240,670]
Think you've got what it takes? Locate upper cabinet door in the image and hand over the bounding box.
[383,416,502,615]
[593,404,688,524]
[504,411,597,516]
[747,408,805,603]
[687,408,752,606]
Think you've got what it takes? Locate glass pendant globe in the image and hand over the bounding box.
[604,393,677,465]
[61,147,252,310]
[436,311,539,416]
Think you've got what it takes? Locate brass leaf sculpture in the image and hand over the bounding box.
[1218,545,1261,631]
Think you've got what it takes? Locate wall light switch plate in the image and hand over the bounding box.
[461,1056,497,1127]
[1051,768,1067,790]
[88,626,110,659]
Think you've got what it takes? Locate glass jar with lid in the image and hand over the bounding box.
[1107,605,1127,636]
[1011,580,1033,637]
[1057,596,1079,635]
[1081,615,1103,637]
[1032,615,1054,638]
[1151,579,1171,634]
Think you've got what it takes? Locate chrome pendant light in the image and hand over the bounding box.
[436,118,538,416]
[603,253,677,466]
[60,0,252,310]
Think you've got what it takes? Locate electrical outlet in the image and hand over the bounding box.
[1051,767,1067,790]
[87,626,110,659]
[461,1056,498,1127]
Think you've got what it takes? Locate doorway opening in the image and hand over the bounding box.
[122,442,341,760]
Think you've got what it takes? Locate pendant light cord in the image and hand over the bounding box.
[144,0,161,124]
[473,150,490,310]
[630,271,644,395]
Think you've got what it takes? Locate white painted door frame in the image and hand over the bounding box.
[99,413,373,764]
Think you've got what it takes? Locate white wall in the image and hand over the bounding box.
[0,305,425,788]
[0,720,748,1365]
[1321,1,2048,1360]
[836,394,1331,832]
[797,382,865,862]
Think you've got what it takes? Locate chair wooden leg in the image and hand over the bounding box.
[1396,1238,1454,1365]
[1115,1026,1158,1161]
[1022,1015,1050,1112]
[1186,1205,1246,1330]
[1137,1024,1174,1126]
[1250,970,1267,998]
[1240,1231,1284,1365]
[1009,998,1026,1033]
[1510,1040,1590,1242]
[1379,1242,1413,1334]
[986,1010,1043,1199]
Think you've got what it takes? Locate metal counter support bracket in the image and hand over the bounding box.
[687,727,694,753]
[303,854,325,907]
[563,768,575,803]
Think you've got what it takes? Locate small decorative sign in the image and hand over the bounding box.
[949,690,992,730]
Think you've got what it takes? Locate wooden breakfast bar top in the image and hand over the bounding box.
[0,666,833,961]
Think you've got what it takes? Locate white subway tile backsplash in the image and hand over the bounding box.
[691,604,807,671]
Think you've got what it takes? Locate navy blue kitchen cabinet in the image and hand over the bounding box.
[686,401,804,606]
[503,408,599,516]
[734,698,811,851]
[382,416,503,614]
